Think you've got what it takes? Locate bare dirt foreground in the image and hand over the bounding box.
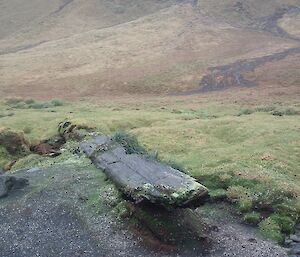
[0,164,288,257]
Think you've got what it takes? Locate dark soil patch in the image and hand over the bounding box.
[198,47,300,93]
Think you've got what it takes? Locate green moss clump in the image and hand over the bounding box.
[209,189,227,201]
[237,199,253,213]
[244,212,261,225]
[259,218,284,244]
[270,214,296,234]
[86,192,103,214]
[113,201,131,218]
[274,200,300,222]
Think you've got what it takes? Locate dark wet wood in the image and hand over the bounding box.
[80,136,208,207]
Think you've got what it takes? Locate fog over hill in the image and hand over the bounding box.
[0,0,299,99]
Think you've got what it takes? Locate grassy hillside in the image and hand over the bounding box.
[0,0,299,99]
[197,0,300,29]
[0,0,177,43]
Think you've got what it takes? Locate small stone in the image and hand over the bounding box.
[290,235,300,242]
[211,225,219,232]
[248,238,257,243]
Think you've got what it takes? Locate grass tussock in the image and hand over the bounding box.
[259,218,285,244]
[238,106,298,116]
[244,212,261,225]
[4,98,65,109]
[113,131,147,155]
[237,105,299,116]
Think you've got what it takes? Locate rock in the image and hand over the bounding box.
[80,136,208,207]
[0,175,29,198]
[288,246,300,255]
[285,239,293,246]
[248,238,257,243]
[290,235,300,243]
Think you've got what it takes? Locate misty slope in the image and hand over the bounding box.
[0,0,178,51]
[0,0,299,99]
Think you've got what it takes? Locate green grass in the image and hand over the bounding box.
[244,212,261,225]
[0,99,299,242]
[4,98,65,109]
[259,217,285,244]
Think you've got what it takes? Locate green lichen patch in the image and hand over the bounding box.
[131,181,207,208]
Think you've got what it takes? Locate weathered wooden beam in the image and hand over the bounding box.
[80,136,208,207]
